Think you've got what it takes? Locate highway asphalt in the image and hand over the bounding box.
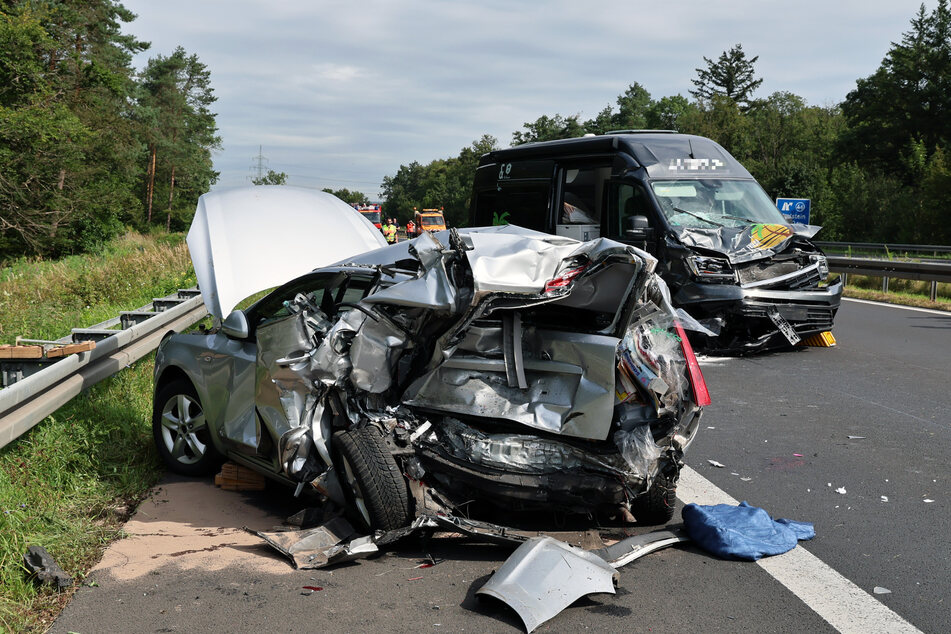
[52,298,949,633]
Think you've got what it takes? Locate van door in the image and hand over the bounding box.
[553,163,611,241]
[607,181,659,255]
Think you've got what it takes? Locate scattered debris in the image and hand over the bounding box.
[793,453,803,457]
[847,435,866,440]
[301,586,323,592]
[407,576,423,581]
[22,546,72,590]
[708,460,726,468]
[923,499,935,503]
[836,487,847,495]
[476,536,619,633]
[881,496,889,502]
[873,586,892,595]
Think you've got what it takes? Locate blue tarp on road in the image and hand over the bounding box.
[682,501,815,561]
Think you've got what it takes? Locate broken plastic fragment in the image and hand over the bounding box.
[923,499,935,503]
[835,487,847,495]
[847,435,866,440]
[880,496,888,502]
[22,546,72,590]
[873,586,892,595]
[708,459,725,468]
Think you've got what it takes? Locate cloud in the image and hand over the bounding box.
[123,0,934,198]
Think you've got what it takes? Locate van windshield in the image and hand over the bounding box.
[651,180,789,228]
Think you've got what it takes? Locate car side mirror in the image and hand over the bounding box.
[624,215,654,240]
[221,310,249,339]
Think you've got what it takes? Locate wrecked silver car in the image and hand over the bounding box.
[153,186,709,531]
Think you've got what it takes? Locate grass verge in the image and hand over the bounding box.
[0,231,195,633]
[841,274,951,312]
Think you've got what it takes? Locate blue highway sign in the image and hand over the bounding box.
[776,198,811,224]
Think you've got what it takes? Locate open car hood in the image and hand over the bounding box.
[187,186,387,318]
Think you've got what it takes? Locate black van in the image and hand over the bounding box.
[469,131,842,353]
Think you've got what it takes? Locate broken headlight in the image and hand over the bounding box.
[810,254,829,280]
[686,255,735,283]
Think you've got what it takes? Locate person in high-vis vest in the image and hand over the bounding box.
[383,219,397,244]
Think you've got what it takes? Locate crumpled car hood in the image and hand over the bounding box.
[673,223,821,264]
[187,186,387,319]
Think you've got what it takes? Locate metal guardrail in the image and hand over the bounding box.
[816,241,951,257]
[0,290,208,450]
[826,256,951,300]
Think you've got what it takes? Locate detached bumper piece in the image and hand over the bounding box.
[476,536,618,633]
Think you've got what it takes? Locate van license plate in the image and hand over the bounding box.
[767,307,801,345]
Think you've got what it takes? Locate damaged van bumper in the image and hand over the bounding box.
[674,278,843,353]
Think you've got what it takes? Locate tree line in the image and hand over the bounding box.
[383,2,951,244]
[0,1,219,262]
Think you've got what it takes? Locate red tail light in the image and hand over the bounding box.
[544,262,589,294]
[675,321,711,406]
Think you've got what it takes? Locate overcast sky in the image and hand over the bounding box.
[122,0,932,199]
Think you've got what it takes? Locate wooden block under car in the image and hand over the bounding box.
[214,462,267,491]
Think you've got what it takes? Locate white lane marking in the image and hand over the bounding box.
[843,297,951,317]
[678,466,922,634]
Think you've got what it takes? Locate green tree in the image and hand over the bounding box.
[512,114,584,145]
[690,44,763,109]
[841,1,951,180]
[138,46,220,230]
[322,187,366,204]
[0,1,147,259]
[645,95,695,130]
[253,169,288,186]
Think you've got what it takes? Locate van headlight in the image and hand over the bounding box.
[810,254,829,280]
[686,255,735,282]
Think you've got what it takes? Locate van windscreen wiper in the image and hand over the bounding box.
[720,213,759,224]
[672,206,724,227]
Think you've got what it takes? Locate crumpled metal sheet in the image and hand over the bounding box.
[252,516,378,569]
[404,329,618,440]
[672,224,821,265]
[476,536,618,633]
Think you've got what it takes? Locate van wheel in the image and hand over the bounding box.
[631,474,677,525]
[332,427,410,532]
[153,378,224,476]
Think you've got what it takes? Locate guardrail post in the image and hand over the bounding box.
[931,281,938,302]
[882,276,889,293]
[841,272,848,286]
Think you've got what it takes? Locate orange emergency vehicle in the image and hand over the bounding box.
[413,208,447,235]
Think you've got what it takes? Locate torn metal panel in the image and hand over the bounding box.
[404,329,618,440]
[590,527,690,568]
[252,516,379,569]
[476,536,618,633]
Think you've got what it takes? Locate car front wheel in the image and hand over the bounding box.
[153,378,224,476]
[332,426,410,532]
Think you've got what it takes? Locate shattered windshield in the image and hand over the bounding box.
[651,180,788,229]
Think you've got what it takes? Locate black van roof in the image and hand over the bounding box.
[482,132,753,180]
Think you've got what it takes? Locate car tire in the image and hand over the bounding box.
[332,426,410,532]
[631,474,677,525]
[153,378,224,477]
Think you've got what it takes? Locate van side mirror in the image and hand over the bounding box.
[221,310,249,339]
[625,215,654,240]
